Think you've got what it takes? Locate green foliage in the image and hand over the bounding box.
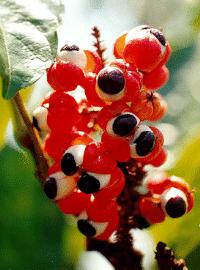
[150,130,200,268]
[0,144,66,269]
[0,141,85,269]
[0,0,64,99]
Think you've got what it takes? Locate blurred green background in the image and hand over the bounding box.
[1,0,200,269]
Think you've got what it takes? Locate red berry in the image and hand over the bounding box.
[139,196,166,224]
[131,91,167,122]
[94,167,125,200]
[47,92,80,133]
[160,187,188,218]
[83,142,117,174]
[77,198,119,240]
[134,126,164,163]
[124,69,143,102]
[130,125,156,158]
[143,65,169,90]
[96,66,126,102]
[43,163,76,200]
[57,189,91,215]
[123,27,167,72]
[47,59,85,91]
[82,73,106,106]
[148,148,167,167]
[101,132,131,162]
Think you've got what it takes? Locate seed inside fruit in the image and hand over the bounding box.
[135,131,155,156]
[113,114,138,136]
[97,67,125,95]
[61,153,78,176]
[165,197,186,218]
[77,220,96,237]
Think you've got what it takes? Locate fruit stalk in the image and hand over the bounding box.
[13,92,49,181]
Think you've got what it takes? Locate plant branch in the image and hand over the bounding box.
[13,92,49,182]
[155,242,189,270]
[87,161,148,270]
[91,26,106,65]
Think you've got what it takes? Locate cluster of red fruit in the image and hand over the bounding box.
[33,25,194,240]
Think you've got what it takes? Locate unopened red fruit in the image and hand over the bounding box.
[47,60,85,91]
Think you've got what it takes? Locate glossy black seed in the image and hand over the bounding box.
[43,177,57,199]
[97,68,125,95]
[61,153,78,176]
[32,116,40,131]
[135,131,155,156]
[150,29,166,46]
[113,114,138,136]
[77,220,96,237]
[165,197,186,218]
[134,215,150,229]
[60,44,79,51]
[77,172,100,194]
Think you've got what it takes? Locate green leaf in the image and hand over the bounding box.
[0,144,67,269]
[0,0,64,99]
[150,130,200,266]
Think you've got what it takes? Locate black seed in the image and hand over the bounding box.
[165,197,186,218]
[97,68,125,95]
[32,116,41,131]
[135,131,155,156]
[77,172,100,194]
[60,44,79,51]
[77,220,96,237]
[150,29,166,46]
[43,177,57,199]
[113,114,138,137]
[134,215,150,229]
[61,153,78,176]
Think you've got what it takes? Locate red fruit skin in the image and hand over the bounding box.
[47,92,80,133]
[94,168,125,201]
[83,142,117,174]
[101,132,131,162]
[47,60,85,91]
[84,50,103,74]
[148,148,167,167]
[146,176,194,212]
[131,91,167,122]
[143,65,169,90]
[44,132,73,161]
[123,32,163,72]
[82,73,106,107]
[124,70,143,101]
[86,198,119,240]
[57,190,91,215]
[108,60,143,102]
[44,131,92,161]
[131,91,153,121]
[148,94,167,121]
[109,59,127,72]
[113,32,128,59]
[147,176,171,195]
[156,42,171,68]
[48,162,62,175]
[135,126,164,163]
[139,196,166,224]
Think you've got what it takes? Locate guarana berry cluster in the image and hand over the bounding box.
[33,25,194,241]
